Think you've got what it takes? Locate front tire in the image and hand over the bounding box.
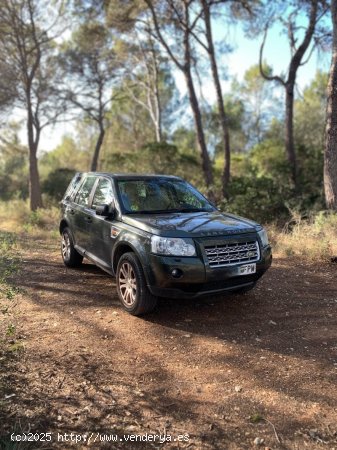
[61,227,83,268]
[116,252,157,316]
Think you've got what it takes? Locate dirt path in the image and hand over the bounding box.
[1,231,337,449]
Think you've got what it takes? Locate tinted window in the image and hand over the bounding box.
[92,178,114,209]
[63,173,83,201]
[74,177,96,207]
[117,179,214,213]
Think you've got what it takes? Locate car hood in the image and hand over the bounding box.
[121,210,260,238]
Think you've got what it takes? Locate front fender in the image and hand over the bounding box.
[111,230,154,284]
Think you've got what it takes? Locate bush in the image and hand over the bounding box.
[220,175,290,223]
[42,168,76,201]
[104,141,202,186]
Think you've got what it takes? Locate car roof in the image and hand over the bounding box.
[82,172,183,181]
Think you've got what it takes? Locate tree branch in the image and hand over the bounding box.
[259,25,286,86]
[144,0,184,70]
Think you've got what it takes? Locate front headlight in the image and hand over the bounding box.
[258,228,269,247]
[151,236,196,256]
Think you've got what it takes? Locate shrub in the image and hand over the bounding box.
[42,168,76,201]
[220,176,290,223]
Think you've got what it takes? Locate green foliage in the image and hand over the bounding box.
[105,0,145,31]
[221,103,326,222]
[230,64,282,147]
[0,126,28,201]
[6,323,15,336]
[312,210,337,232]
[295,71,328,151]
[297,144,324,211]
[250,139,290,183]
[222,175,289,223]
[172,127,196,154]
[26,210,45,227]
[102,86,155,154]
[103,141,202,186]
[218,138,292,223]
[250,413,264,424]
[5,286,18,300]
[0,231,20,309]
[0,20,330,224]
[0,232,20,284]
[42,168,75,201]
[230,154,255,178]
[21,205,60,233]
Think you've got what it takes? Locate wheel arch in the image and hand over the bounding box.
[112,242,137,273]
[59,219,69,235]
[112,240,149,280]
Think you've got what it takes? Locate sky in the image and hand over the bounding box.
[34,17,331,153]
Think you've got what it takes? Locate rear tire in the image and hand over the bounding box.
[116,252,157,316]
[61,227,83,268]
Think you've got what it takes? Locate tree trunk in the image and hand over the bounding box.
[259,0,318,192]
[153,88,162,142]
[145,0,213,197]
[182,4,213,197]
[324,0,337,210]
[91,125,105,171]
[154,120,162,142]
[29,149,43,211]
[202,0,230,198]
[184,68,214,191]
[285,84,298,188]
[152,48,163,143]
[27,106,43,211]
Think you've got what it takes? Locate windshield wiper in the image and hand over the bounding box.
[126,208,212,215]
[125,209,173,214]
[174,208,211,213]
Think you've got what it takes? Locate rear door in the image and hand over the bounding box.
[89,177,117,269]
[71,176,98,253]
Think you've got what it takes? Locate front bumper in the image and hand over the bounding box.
[146,244,272,299]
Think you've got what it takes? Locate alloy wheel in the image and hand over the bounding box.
[62,233,71,261]
[118,262,137,306]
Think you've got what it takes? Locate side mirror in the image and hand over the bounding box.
[96,204,115,218]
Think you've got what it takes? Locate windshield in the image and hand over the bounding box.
[117,178,215,214]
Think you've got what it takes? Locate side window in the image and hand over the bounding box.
[63,173,83,201]
[74,177,97,207]
[92,178,114,210]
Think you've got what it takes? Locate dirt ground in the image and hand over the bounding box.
[1,230,337,450]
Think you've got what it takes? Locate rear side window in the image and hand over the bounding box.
[63,173,83,201]
[74,177,97,207]
[92,178,114,210]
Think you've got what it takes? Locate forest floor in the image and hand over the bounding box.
[0,225,337,450]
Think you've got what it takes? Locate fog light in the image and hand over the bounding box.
[171,268,183,278]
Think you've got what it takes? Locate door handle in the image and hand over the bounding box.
[86,216,92,223]
[69,209,75,215]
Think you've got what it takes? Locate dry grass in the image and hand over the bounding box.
[268,211,337,261]
[0,200,59,238]
[1,201,337,262]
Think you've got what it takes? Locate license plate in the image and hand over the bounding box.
[238,263,256,275]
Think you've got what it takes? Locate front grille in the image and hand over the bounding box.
[204,241,260,267]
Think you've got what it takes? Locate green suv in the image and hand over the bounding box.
[60,173,272,315]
